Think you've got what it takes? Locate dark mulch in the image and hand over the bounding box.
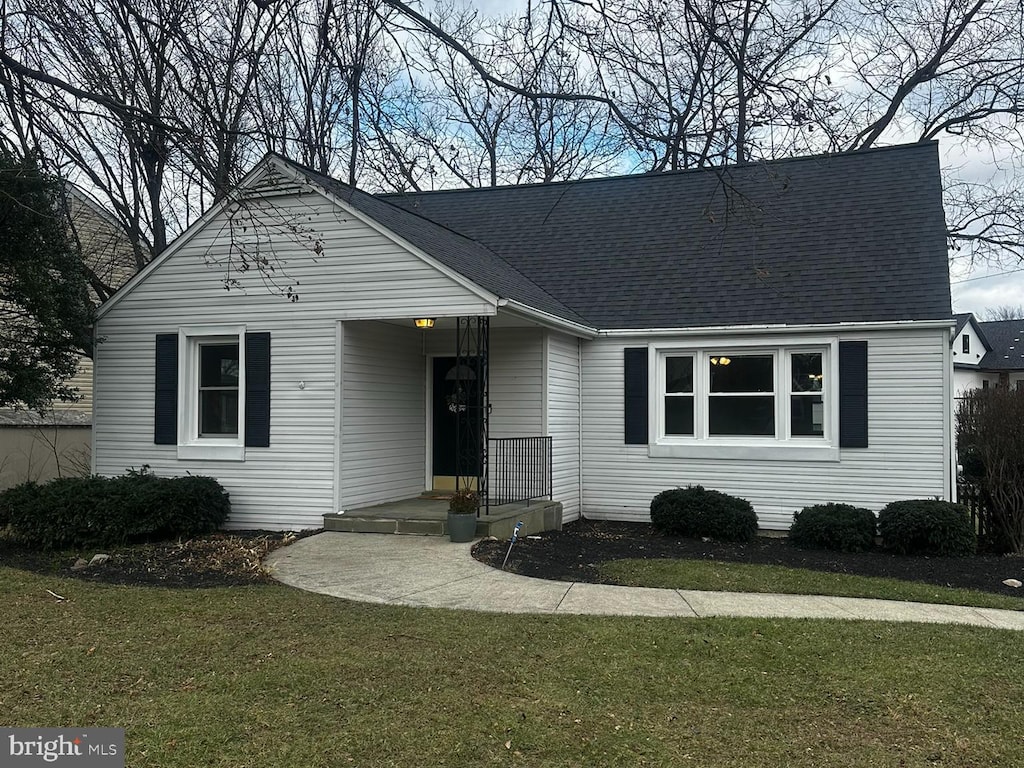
[0,529,322,588]
[473,519,1024,597]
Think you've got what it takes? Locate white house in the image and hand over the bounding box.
[92,142,955,531]
[953,313,1024,399]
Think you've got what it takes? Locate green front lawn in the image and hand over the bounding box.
[600,558,1024,611]
[2,566,1023,767]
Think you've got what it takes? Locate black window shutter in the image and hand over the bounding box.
[154,334,178,445]
[245,332,271,447]
[623,347,648,445]
[839,340,868,448]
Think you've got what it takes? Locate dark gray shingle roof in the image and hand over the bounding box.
[274,159,590,326]
[381,143,951,329]
[978,319,1024,370]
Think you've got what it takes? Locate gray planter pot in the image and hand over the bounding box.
[447,512,478,543]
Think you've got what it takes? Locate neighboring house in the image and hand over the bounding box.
[92,142,954,531]
[952,313,1024,398]
[0,186,135,489]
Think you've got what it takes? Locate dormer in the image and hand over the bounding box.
[952,313,990,368]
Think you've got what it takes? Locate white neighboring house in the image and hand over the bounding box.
[91,142,956,531]
[952,313,1024,400]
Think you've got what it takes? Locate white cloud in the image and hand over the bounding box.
[951,266,1024,315]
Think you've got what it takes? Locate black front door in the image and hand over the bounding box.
[432,357,481,478]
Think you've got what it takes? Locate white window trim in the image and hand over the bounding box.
[647,336,840,461]
[177,324,246,461]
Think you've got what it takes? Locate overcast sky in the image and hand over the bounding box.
[941,142,1024,316]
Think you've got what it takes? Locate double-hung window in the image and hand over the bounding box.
[663,356,695,435]
[198,341,240,437]
[154,326,272,459]
[178,326,247,459]
[789,352,824,437]
[657,346,831,443]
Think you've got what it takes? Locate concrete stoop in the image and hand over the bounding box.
[323,500,562,539]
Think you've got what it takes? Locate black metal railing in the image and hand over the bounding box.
[486,436,552,510]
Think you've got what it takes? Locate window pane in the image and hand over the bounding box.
[665,396,694,435]
[709,355,773,393]
[665,357,693,393]
[709,396,775,435]
[791,353,823,393]
[200,391,239,436]
[200,344,239,387]
[791,394,824,436]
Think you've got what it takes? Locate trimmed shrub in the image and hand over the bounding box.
[650,485,757,542]
[0,480,41,530]
[1,470,230,550]
[788,503,877,553]
[877,499,976,557]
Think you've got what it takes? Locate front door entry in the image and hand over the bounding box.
[432,356,481,486]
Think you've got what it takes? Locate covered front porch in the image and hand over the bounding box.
[333,310,581,534]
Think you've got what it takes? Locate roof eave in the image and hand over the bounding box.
[498,299,598,338]
[597,318,957,337]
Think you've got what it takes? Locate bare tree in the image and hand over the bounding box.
[979,304,1024,321]
[1,0,1022,288]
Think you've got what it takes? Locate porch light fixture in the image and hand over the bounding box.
[414,318,435,329]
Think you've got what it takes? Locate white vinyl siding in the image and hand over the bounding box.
[51,359,94,413]
[94,320,336,530]
[341,321,425,509]
[93,187,495,529]
[424,327,544,438]
[580,327,950,530]
[490,328,544,437]
[546,331,582,521]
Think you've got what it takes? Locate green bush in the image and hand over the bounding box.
[877,499,976,557]
[788,503,877,553]
[1,469,230,550]
[0,480,41,530]
[650,486,758,542]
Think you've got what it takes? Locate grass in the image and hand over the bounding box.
[600,558,1024,611]
[3,567,1024,766]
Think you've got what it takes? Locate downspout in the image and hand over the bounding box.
[577,336,584,521]
[945,324,956,502]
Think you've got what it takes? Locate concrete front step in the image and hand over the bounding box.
[323,500,563,539]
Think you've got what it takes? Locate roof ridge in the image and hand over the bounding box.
[377,141,939,198]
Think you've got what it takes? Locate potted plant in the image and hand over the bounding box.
[447,487,479,543]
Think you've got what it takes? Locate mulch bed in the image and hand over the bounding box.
[472,519,1024,597]
[0,529,321,588]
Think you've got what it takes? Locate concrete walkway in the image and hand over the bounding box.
[263,532,1024,631]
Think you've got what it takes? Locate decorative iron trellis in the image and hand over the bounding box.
[454,316,489,515]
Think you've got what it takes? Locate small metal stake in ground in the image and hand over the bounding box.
[501,521,524,571]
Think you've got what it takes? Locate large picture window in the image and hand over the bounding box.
[708,354,774,436]
[658,347,829,442]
